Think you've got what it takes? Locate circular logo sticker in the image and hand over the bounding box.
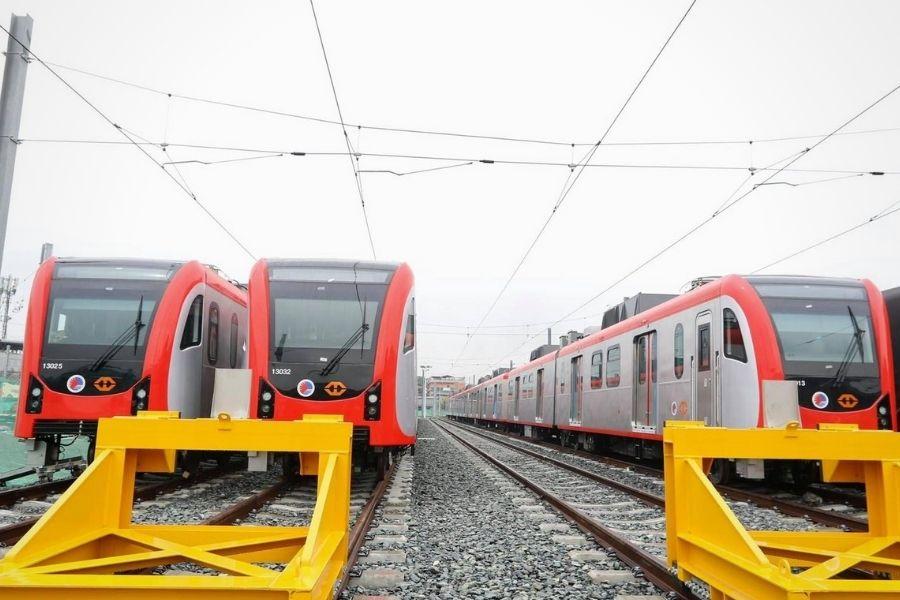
[66,374,86,394]
[811,391,829,409]
[670,401,678,416]
[297,379,315,398]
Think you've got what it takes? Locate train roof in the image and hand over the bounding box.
[263,258,403,284]
[264,258,401,271]
[743,274,865,287]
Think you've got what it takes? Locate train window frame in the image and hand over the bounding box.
[207,302,220,365]
[590,350,603,389]
[229,313,239,368]
[180,295,203,350]
[403,311,416,353]
[698,323,711,372]
[723,308,748,363]
[606,345,621,387]
[674,323,685,379]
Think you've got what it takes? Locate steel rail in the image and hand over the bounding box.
[435,420,698,600]
[449,419,868,532]
[334,455,400,596]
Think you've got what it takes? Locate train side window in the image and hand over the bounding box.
[590,351,603,389]
[403,313,416,353]
[208,302,219,365]
[606,345,621,387]
[723,308,748,362]
[674,323,684,379]
[698,323,711,371]
[229,313,239,368]
[180,295,203,350]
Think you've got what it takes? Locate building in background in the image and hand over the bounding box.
[418,375,465,417]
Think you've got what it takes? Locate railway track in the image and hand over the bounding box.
[434,419,700,600]
[0,461,239,547]
[449,419,868,532]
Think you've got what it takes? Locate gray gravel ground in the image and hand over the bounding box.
[354,419,667,599]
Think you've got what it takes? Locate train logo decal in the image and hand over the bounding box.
[670,401,678,416]
[811,391,830,409]
[324,381,347,397]
[93,376,116,392]
[297,379,316,398]
[837,393,859,409]
[66,374,86,394]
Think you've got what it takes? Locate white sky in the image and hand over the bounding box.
[1,1,899,380]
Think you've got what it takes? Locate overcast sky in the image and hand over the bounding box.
[1,1,899,379]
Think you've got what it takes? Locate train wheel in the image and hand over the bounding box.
[708,459,733,485]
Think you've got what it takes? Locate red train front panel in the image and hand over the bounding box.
[248,259,416,448]
[15,258,248,460]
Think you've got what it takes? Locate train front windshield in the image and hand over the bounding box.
[40,263,176,395]
[268,265,392,400]
[752,281,881,411]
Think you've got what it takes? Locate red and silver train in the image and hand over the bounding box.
[16,258,248,464]
[449,275,896,479]
[247,259,417,460]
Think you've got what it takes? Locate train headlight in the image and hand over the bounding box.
[363,381,382,422]
[257,380,276,419]
[25,377,43,414]
[131,377,151,415]
[878,405,888,415]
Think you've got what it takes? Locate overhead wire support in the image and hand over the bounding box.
[452,0,697,366]
[485,78,900,371]
[0,23,257,261]
[309,0,377,259]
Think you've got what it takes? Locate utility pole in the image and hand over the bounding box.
[0,275,18,339]
[0,14,33,277]
[420,364,431,419]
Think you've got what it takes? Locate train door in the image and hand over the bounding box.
[632,332,657,430]
[536,368,544,421]
[492,384,498,418]
[514,376,521,420]
[570,356,583,423]
[693,312,716,425]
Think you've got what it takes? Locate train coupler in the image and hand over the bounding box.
[0,411,353,599]
[664,421,900,599]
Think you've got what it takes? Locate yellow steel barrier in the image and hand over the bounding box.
[664,421,900,600]
[0,411,353,599]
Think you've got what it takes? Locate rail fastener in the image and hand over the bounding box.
[0,411,353,600]
[665,421,900,599]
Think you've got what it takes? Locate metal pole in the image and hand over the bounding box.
[0,275,17,339]
[0,14,33,277]
[420,364,431,419]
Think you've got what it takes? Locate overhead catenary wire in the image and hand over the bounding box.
[5,136,899,177]
[453,0,697,365]
[0,24,257,261]
[482,79,900,372]
[751,197,900,273]
[309,0,377,260]
[42,60,900,150]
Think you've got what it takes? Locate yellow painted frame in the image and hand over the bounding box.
[664,421,900,599]
[0,412,353,599]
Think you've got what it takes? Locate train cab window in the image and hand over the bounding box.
[606,345,621,387]
[180,295,203,350]
[590,351,603,389]
[403,301,416,353]
[229,313,239,368]
[207,303,219,365]
[674,323,684,379]
[723,308,747,363]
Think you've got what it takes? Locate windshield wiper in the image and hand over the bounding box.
[320,323,369,377]
[827,306,865,388]
[274,332,288,362]
[89,295,146,372]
